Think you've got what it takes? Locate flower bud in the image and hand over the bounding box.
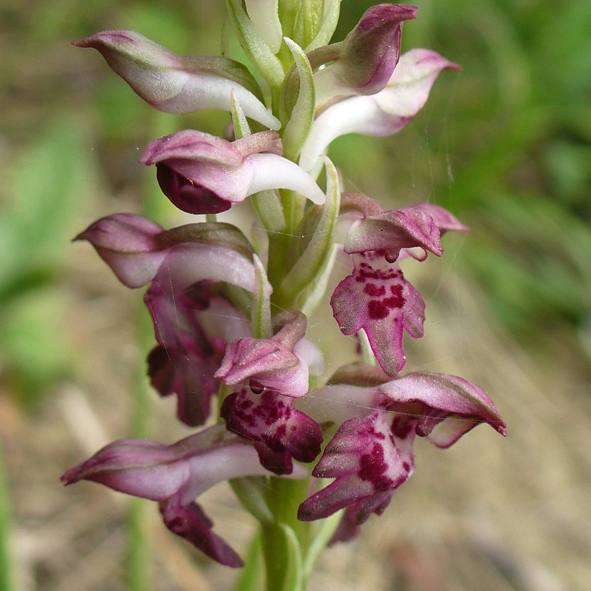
[314,4,418,108]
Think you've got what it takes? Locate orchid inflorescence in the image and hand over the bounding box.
[62,1,506,583]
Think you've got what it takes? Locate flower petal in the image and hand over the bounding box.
[412,203,470,234]
[221,389,323,474]
[344,206,443,259]
[379,372,507,445]
[147,344,220,427]
[314,4,418,107]
[75,214,166,288]
[300,49,459,171]
[374,48,461,117]
[61,439,191,501]
[160,496,244,567]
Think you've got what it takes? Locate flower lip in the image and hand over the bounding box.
[221,388,323,475]
[331,253,426,376]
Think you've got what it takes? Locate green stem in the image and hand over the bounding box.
[261,522,289,591]
[260,476,311,590]
[267,231,290,304]
[126,305,154,591]
[234,531,264,591]
[280,189,306,237]
[0,442,14,591]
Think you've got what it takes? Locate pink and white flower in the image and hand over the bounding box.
[62,425,306,567]
[72,30,280,129]
[141,129,326,214]
[301,49,461,171]
[298,365,506,537]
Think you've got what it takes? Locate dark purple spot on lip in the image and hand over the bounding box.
[385,283,405,308]
[358,442,393,491]
[368,299,390,320]
[364,283,386,297]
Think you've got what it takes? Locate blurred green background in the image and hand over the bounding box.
[0,1,590,590]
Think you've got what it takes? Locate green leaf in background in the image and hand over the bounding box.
[1,114,98,300]
[0,113,99,405]
[0,288,75,406]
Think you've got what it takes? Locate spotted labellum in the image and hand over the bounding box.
[64,1,505,584]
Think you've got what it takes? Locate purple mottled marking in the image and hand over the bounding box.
[358,442,394,492]
[368,299,390,320]
[364,283,386,297]
[391,414,415,439]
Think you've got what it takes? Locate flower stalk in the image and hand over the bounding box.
[63,3,506,589]
[0,442,15,591]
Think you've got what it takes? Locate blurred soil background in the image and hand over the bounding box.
[1,0,591,590]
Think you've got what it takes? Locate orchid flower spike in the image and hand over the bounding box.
[65,1,507,576]
[62,425,306,566]
[72,30,280,130]
[140,129,326,214]
[301,49,461,171]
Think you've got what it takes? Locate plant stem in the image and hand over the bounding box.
[0,442,14,591]
[260,476,311,591]
[126,305,154,591]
